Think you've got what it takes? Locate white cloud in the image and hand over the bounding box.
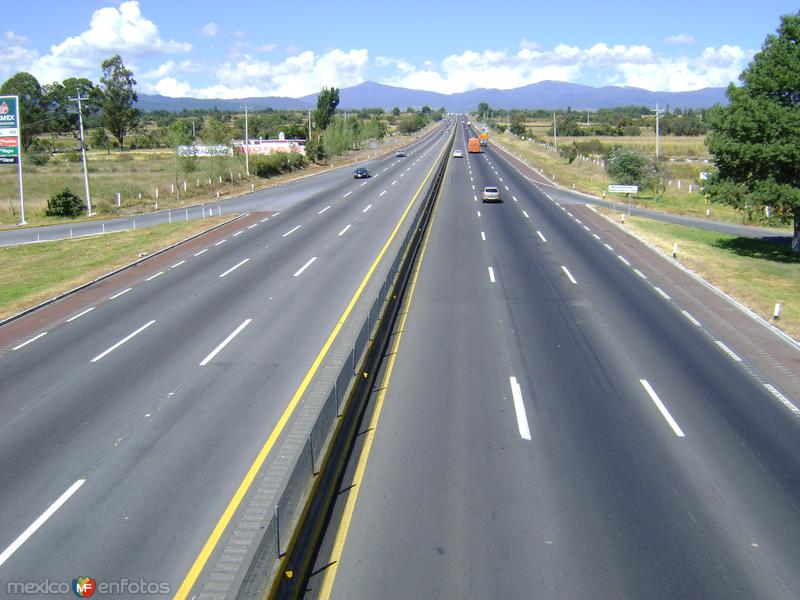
[26,1,190,84]
[141,59,203,80]
[257,43,277,53]
[201,22,219,38]
[665,34,696,45]
[616,45,749,91]
[205,48,369,98]
[4,31,29,44]
[379,42,747,94]
[150,76,192,97]
[376,56,415,73]
[0,34,39,77]
[519,38,540,50]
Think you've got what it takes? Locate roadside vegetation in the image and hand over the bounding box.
[602,209,800,339]
[0,61,443,228]
[0,217,227,320]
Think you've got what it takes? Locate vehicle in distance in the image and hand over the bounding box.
[396,150,406,157]
[468,138,481,153]
[354,167,370,179]
[480,132,489,147]
[453,149,463,158]
[482,186,501,202]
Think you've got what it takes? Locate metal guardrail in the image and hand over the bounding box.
[234,128,455,600]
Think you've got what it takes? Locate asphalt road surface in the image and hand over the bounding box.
[0,121,454,597]
[310,121,800,599]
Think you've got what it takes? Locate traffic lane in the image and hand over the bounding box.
[476,150,800,595]
[0,139,448,586]
[321,148,758,599]
[0,123,448,247]
[321,155,555,599]
[0,127,444,371]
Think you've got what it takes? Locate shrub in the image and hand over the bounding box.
[26,139,51,166]
[251,152,307,178]
[64,151,82,163]
[46,188,85,217]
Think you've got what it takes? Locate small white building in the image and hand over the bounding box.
[233,132,306,156]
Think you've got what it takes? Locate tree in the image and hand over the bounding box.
[510,112,526,136]
[44,77,102,143]
[420,105,431,115]
[100,55,139,150]
[477,102,490,116]
[706,12,800,252]
[605,146,651,187]
[167,120,197,198]
[391,107,400,116]
[0,72,46,150]
[313,86,339,131]
[90,128,112,154]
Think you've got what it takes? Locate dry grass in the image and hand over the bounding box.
[0,217,227,319]
[604,209,800,339]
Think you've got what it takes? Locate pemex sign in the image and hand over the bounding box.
[0,95,21,165]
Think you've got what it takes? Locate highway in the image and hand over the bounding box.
[309,121,800,599]
[0,140,420,248]
[0,121,453,597]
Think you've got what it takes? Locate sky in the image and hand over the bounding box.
[2,1,798,99]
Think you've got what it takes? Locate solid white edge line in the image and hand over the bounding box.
[715,340,742,362]
[509,376,532,440]
[318,205,331,215]
[283,225,301,237]
[293,256,318,277]
[90,320,156,363]
[109,287,132,300]
[12,331,48,351]
[561,266,577,284]
[654,286,671,300]
[764,384,800,416]
[194,249,208,256]
[338,224,351,236]
[66,307,95,323]
[219,258,250,278]
[199,318,253,366]
[537,231,547,242]
[145,271,164,282]
[640,379,685,437]
[488,267,496,283]
[681,310,701,327]
[0,479,86,568]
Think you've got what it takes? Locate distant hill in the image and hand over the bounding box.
[136,80,728,113]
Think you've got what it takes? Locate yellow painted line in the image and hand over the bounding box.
[316,148,450,600]
[173,139,451,600]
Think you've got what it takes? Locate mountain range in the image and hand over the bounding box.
[136,80,728,113]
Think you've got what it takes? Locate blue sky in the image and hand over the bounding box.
[3,1,798,98]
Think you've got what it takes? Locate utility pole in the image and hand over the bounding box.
[241,103,250,176]
[553,112,558,150]
[69,90,93,217]
[652,102,664,160]
[191,119,196,140]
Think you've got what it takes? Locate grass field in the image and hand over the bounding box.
[0,217,227,320]
[602,209,800,339]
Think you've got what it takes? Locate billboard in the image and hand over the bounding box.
[0,96,20,165]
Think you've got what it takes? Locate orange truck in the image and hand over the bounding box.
[468,137,481,153]
[479,132,489,147]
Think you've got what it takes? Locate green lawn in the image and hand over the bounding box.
[0,217,227,319]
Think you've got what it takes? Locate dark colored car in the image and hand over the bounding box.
[354,167,370,179]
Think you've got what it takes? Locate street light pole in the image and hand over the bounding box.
[652,102,664,161]
[69,90,93,217]
[241,103,250,177]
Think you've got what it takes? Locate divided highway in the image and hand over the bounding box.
[309,121,800,599]
[0,122,453,597]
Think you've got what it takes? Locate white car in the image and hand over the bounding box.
[453,150,463,158]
